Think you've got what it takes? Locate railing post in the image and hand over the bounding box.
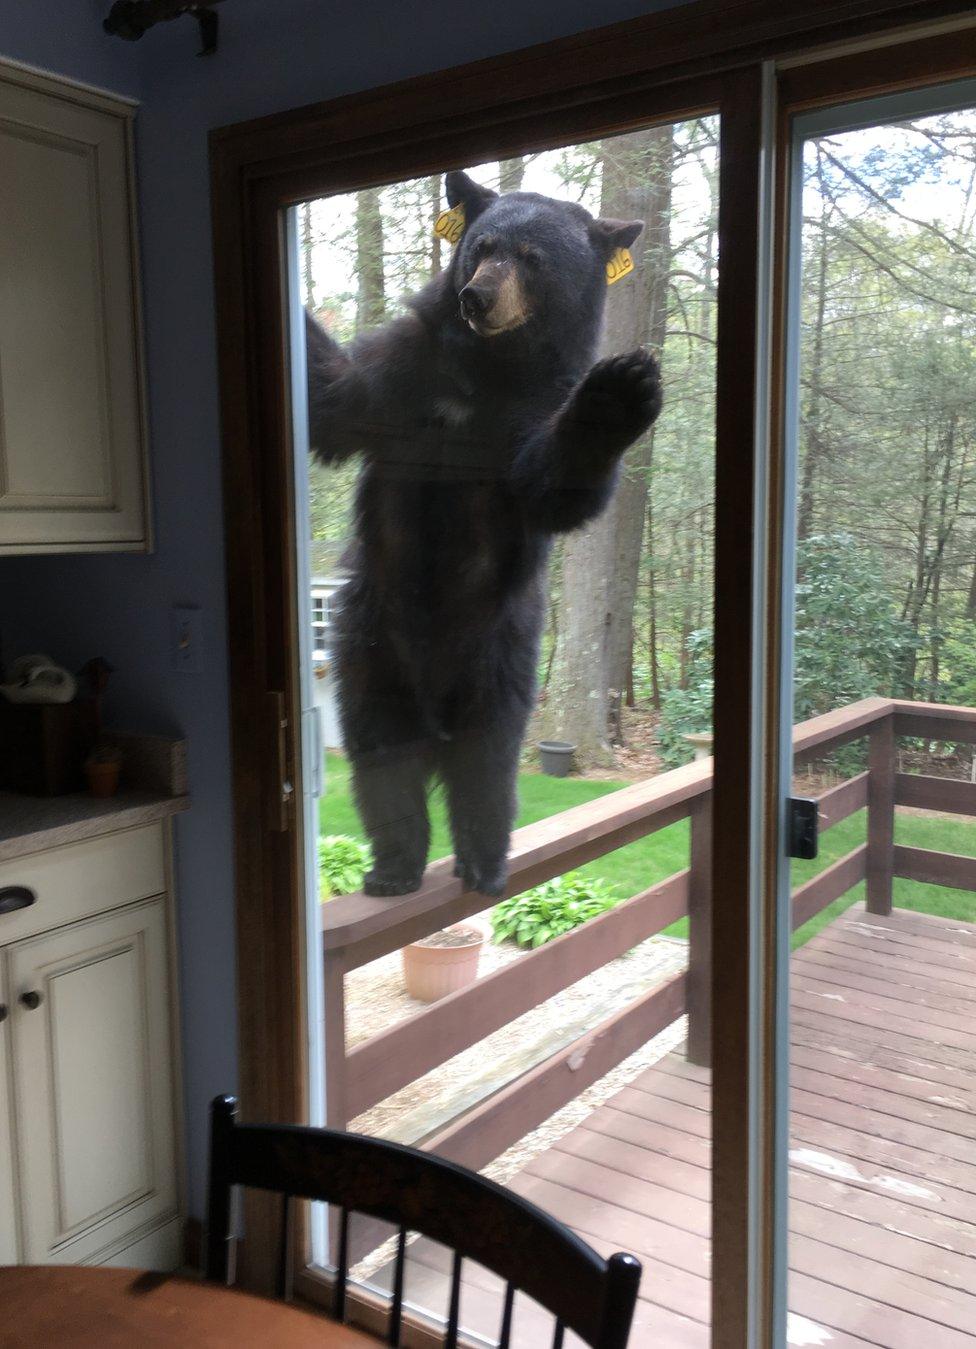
[686,790,712,1066]
[323,950,347,1130]
[866,713,895,915]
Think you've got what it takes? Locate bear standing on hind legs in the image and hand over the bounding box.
[307,169,662,899]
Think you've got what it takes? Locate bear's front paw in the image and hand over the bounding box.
[454,858,508,899]
[572,348,662,450]
[364,868,425,897]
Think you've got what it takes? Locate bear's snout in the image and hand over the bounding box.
[459,282,492,322]
[458,258,530,336]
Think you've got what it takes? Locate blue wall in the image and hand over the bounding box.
[0,0,684,1218]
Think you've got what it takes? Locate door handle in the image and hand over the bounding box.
[0,1005,7,1024]
[302,706,325,799]
[267,691,293,833]
[19,991,43,1011]
[0,886,36,917]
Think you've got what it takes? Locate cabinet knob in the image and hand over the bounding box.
[19,991,43,1011]
[0,1004,7,1024]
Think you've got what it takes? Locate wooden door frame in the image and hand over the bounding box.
[209,0,976,1331]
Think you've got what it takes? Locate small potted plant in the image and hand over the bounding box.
[84,745,123,798]
[402,918,489,1002]
[537,740,577,777]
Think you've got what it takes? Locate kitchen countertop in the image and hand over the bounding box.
[0,730,189,862]
[0,789,190,862]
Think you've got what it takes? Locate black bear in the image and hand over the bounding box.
[307,169,661,898]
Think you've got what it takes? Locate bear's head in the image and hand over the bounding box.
[445,169,643,344]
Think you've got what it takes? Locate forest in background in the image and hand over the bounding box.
[302,110,976,772]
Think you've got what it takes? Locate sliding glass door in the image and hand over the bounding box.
[286,113,725,1345]
[777,71,976,1349]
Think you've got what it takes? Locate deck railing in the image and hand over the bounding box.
[321,698,976,1183]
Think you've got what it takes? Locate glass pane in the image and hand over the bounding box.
[290,118,720,1344]
[787,90,976,1347]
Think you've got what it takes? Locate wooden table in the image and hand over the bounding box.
[0,1266,380,1346]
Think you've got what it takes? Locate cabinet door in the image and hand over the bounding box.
[0,66,148,553]
[0,963,21,1263]
[7,898,178,1263]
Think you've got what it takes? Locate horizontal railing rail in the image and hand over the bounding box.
[320,696,976,1200]
[322,754,711,969]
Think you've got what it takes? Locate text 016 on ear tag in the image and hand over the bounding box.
[434,204,466,244]
[606,247,635,284]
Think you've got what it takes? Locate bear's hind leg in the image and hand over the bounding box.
[439,727,521,898]
[349,740,433,897]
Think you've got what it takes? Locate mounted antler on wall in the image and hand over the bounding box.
[103,0,225,56]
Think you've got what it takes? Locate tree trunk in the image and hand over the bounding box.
[797,154,831,545]
[605,127,674,714]
[647,497,662,711]
[429,176,443,278]
[541,526,615,764]
[540,127,674,765]
[498,157,525,193]
[355,187,385,332]
[301,201,315,310]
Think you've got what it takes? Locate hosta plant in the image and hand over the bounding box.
[491,872,620,948]
[318,834,371,899]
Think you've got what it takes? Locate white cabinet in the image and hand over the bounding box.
[0,826,181,1268]
[0,60,150,554]
[0,969,19,1265]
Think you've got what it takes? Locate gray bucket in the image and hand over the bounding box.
[538,740,577,777]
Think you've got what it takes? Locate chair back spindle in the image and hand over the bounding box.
[276,1192,292,1300]
[445,1250,463,1349]
[388,1226,407,1346]
[334,1206,350,1323]
[499,1282,516,1348]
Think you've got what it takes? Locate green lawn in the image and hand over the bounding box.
[321,753,976,946]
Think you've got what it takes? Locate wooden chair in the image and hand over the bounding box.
[205,1095,641,1349]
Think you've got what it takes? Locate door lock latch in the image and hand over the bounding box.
[788,797,819,861]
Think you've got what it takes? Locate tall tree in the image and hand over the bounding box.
[604,126,674,723]
[301,200,315,309]
[498,157,525,193]
[355,187,386,332]
[428,175,443,277]
[796,149,833,544]
[540,126,673,763]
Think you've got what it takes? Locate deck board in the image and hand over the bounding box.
[372,904,976,1345]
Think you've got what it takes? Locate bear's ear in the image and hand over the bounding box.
[445,170,498,227]
[589,217,645,257]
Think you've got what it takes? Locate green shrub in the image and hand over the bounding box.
[793,533,915,719]
[656,534,919,769]
[318,834,371,898]
[491,872,620,948]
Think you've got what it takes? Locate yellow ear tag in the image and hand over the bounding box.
[434,203,466,245]
[606,247,635,284]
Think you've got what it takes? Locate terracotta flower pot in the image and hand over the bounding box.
[85,758,121,798]
[402,920,488,1003]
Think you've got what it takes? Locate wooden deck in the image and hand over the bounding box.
[378,903,976,1347]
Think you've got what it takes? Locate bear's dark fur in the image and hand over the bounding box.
[307,169,661,898]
